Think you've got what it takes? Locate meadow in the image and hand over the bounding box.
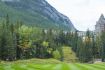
[0,59,105,70]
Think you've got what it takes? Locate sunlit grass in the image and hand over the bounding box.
[0,60,105,70]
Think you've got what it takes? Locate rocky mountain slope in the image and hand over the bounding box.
[0,0,76,31]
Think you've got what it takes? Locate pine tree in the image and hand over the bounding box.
[95,35,101,58]
[101,32,105,62]
[72,31,78,52]
[0,15,16,61]
[83,30,93,62]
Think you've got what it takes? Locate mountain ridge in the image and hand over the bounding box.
[0,0,76,31]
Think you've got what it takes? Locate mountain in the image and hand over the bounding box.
[0,0,76,31]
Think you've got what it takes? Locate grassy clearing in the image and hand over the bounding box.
[62,46,78,62]
[0,59,105,70]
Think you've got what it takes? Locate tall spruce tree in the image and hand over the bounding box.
[101,32,105,62]
[0,15,16,61]
[84,30,93,62]
[72,31,78,52]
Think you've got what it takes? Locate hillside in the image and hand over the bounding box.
[0,0,76,31]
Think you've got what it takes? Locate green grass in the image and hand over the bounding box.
[0,63,105,70]
[62,46,78,62]
[0,59,105,70]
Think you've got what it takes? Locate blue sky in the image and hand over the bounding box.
[47,0,105,31]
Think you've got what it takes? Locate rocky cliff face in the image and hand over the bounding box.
[0,0,76,31]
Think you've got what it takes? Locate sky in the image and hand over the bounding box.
[46,0,105,31]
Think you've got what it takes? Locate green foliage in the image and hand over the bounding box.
[95,36,101,58]
[101,32,105,62]
[76,30,95,63]
[72,31,78,52]
[0,15,16,61]
[52,50,61,60]
[42,41,49,47]
[0,14,105,63]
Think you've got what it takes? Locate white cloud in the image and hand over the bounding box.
[47,0,105,31]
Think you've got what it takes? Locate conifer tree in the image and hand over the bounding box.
[101,32,105,62]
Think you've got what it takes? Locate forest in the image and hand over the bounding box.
[0,15,105,63]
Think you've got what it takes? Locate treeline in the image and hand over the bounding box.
[73,30,105,63]
[0,15,76,61]
[0,15,61,61]
[0,15,105,63]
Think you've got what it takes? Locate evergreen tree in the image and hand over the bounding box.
[0,15,16,61]
[95,35,101,58]
[101,32,105,62]
[72,31,78,52]
[83,30,93,62]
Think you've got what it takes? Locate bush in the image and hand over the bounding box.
[52,50,61,60]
